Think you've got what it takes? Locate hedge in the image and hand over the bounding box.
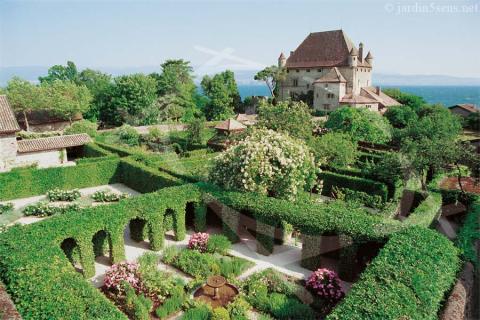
[327,227,460,320]
[456,198,480,265]
[0,158,122,201]
[95,141,139,157]
[403,192,442,227]
[320,171,389,202]
[0,184,202,319]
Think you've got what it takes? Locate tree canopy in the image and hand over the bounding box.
[384,105,418,129]
[257,100,313,140]
[382,88,426,111]
[254,65,286,98]
[6,77,44,130]
[325,107,393,144]
[201,70,240,121]
[39,61,80,84]
[309,132,358,168]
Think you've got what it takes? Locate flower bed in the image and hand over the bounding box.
[23,202,81,217]
[92,190,130,202]
[46,188,81,202]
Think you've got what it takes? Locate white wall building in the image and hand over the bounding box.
[277,30,401,113]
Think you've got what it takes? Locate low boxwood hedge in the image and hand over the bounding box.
[456,198,480,265]
[327,227,460,320]
[403,192,442,227]
[320,171,389,202]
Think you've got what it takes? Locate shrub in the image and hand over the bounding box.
[0,202,14,214]
[117,124,140,146]
[188,232,209,252]
[309,132,358,168]
[227,296,250,320]
[64,119,97,137]
[212,307,230,320]
[182,304,211,320]
[456,198,480,265]
[162,245,180,265]
[46,188,81,201]
[92,190,130,202]
[210,128,317,200]
[334,187,384,209]
[104,262,141,293]
[306,268,344,304]
[123,281,152,320]
[155,293,185,319]
[23,202,80,217]
[268,292,315,320]
[206,234,231,255]
[138,253,180,300]
[174,249,216,279]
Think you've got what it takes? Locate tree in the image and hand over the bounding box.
[64,120,97,137]
[43,80,92,124]
[6,77,44,131]
[465,112,480,130]
[309,132,358,168]
[201,70,240,121]
[77,69,112,121]
[156,94,185,122]
[39,61,80,84]
[257,100,313,140]
[325,107,393,144]
[186,117,206,147]
[154,59,196,97]
[209,128,317,200]
[382,88,426,111]
[106,74,158,126]
[254,65,286,99]
[384,105,418,129]
[449,141,480,195]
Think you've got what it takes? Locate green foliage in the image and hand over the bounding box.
[206,234,232,255]
[382,88,426,111]
[254,65,286,98]
[186,117,206,147]
[327,227,460,320]
[64,119,98,137]
[310,132,358,167]
[0,203,14,215]
[320,171,389,202]
[92,190,129,202]
[384,105,418,129]
[5,77,44,129]
[456,198,480,265]
[201,70,240,120]
[155,292,185,318]
[227,296,251,320]
[325,107,393,144]
[212,307,231,320]
[403,192,441,227]
[0,158,121,201]
[335,187,384,209]
[182,304,212,320]
[138,252,182,300]
[46,188,81,201]
[210,129,317,200]
[23,202,80,217]
[465,112,480,130]
[39,61,80,84]
[257,100,313,140]
[116,124,141,146]
[77,68,112,121]
[123,281,152,320]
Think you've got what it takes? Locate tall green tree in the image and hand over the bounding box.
[39,61,80,84]
[77,69,112,121]
[325,107,393,144]
[43,80,92,124]
[382,88,426,111]
[384,105,418,129]
[156,94,186,122]
[254,65,286,99]
[106,74,158,126]
[309,132,358,168]
[257,100,313,140]
[6,77,44,131]
[201,70,240,121]
[154,59,196,97]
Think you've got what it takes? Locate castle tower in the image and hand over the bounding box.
[365,51,373,66]
[348,47,358,67]
[278,52,286,67]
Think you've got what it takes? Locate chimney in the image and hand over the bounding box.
[376,86,381,95]
[358,43,364,62]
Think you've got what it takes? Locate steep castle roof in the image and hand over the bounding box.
[0,95,21,134]
[313,67,347,83]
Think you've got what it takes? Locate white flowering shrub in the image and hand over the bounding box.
[209,129,317,200]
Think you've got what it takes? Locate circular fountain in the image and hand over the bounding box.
[193,275,239,308]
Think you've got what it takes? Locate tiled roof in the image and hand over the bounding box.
[17,133,91,153]
[449,104,478,113]
[286,30,370,68]
[340,94,378,104]
[314,67,347,83]
[0,95,21,134]
[215,119,247,131]
[361,87,401,107]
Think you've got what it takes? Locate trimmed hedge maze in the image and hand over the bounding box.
[0,150,462,320]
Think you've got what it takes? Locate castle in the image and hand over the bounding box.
[277,30,400,112]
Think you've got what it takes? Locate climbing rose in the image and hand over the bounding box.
[188,232,209,252]
[306,268,344,304]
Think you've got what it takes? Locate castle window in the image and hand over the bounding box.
[317,69,322,72]
[296,69,299,73]
[293,79,299,87]
[366,105,371,109]
[327,93,335,99]
[306,69,310,72]
[323,104,330,110]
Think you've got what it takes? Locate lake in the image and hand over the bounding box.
[237,85,480,107]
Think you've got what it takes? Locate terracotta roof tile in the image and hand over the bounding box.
[449,104,478,113]
[286,30,355,68]
[17,134,91,153]
[314,67,347,83]
[361,87,401,107]
[340,94,378,104]
[0,95,21,134]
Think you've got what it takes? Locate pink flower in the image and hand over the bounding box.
[305,268,344,304]
[188,232,209,253]
[104,261,141,293]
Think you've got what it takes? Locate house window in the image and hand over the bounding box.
[306,69,310,72]
[306,84,310,89]
[327,93,335,99]
[323,104,330,110]
[366,105,371,109]
[296,69,299,73]
[293,79,299,87]
[317,69,322,72]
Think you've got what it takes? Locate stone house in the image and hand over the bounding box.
[449,104,479,118]
[0,95,91,172]
[277,30,401,113]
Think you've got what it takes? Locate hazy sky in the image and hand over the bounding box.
[1,0,479,77]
